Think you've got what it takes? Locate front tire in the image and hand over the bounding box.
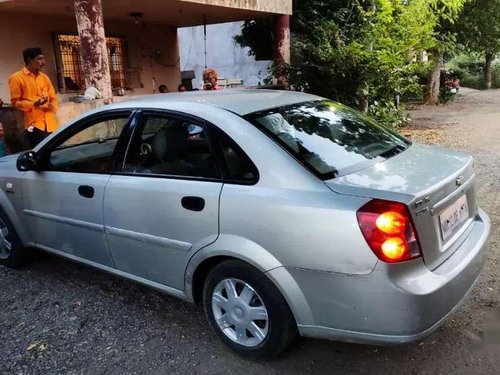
[203,260,297,360]
[0,208,32,268]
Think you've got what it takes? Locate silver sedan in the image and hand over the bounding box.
[0,89,490,359]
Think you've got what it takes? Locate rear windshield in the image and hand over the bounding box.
[245,100,410,179]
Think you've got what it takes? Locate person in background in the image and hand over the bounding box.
[0,98,6,157]
[158,84,168,93]
[0,122,7,157]
[178,84,187,92]
[202,68,221,91]
[9,47,58,148]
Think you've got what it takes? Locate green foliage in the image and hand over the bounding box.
[447,54,483,88]
[235,0,466,125]
[438,86,456,103]
[447,54,500,89]
[368,101,410,129]
[457,0,500,57]
[455,0,500,88]
[493,64,500,87]
[233,19,275,61]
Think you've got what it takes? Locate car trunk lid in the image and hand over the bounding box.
[326,143,477,270]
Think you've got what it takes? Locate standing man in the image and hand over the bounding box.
[9,47,58,148]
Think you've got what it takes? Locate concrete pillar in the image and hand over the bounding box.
[274,15,290,64]
[74,0,113,103]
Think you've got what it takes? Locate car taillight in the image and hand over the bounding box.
[356,199,422,263]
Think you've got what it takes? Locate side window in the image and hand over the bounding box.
[215,129,258,183]
[48,115,130,173]
[124,115,221,179]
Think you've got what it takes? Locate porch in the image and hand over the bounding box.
[0,0,291,137]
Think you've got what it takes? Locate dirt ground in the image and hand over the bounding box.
[1,89,499,374]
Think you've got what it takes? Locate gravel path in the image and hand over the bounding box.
[1,90,499,374]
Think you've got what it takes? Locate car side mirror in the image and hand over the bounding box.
[16,151,40,172]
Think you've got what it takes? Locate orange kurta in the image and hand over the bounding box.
[8,67,58,132]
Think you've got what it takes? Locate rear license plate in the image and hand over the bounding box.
[439,195,469,241]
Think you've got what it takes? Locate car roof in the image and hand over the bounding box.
[108,89,322,116]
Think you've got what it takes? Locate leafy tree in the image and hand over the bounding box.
[234,18,275,61]
[456,0,500,89]
[236,0,465,122]
[423,0,466,105]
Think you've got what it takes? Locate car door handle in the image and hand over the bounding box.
[181,196,205,212]
[78,185,95,199]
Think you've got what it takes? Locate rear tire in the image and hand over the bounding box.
[0,207,32,268]
[202,259,297,360]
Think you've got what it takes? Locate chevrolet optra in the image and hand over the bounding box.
[0,90,489,359]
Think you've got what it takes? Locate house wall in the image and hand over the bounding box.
[0,12,181,111]
[178,22,271,89]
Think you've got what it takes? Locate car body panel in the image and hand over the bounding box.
[272,208,489,344]
[103,175,222,290]
[22,171,114,266]
[326,143,473,201]
[326,143,477,270]
[0,155,30,243]
[218,183,378,275]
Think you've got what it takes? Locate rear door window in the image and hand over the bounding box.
[245,100,409,179]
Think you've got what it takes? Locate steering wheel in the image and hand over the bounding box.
[140,143,153,156]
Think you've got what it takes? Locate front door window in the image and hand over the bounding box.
[124,115,221,179]
[48,115,130,173]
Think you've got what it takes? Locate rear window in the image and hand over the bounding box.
[245,100,410,179]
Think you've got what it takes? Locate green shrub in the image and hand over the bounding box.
[368,100,410,129]
[439,86,456,104]
[461,74,484,89]
[446,54,484,89]
[493,64,500,88]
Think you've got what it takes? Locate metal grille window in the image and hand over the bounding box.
[56,35,126,92]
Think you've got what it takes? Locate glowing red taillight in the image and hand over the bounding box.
[356,199,422,263]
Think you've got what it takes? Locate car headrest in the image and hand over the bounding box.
[152,126,189,161]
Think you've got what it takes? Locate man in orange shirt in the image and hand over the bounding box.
[9,47,58,148]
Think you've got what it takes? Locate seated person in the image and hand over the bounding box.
[64,77,81,91]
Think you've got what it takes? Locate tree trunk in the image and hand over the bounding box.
[424,49,442,105]
[74,0,113,103]
[274,15,290,64]
[484,52,494,90]
[357,83,369,112]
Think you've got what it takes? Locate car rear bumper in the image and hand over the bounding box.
[267,208,490,345]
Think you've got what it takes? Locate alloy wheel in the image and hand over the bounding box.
[0,218,12,259]
[211,278,269,347]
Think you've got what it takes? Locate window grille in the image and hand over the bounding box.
[57,35,127,92]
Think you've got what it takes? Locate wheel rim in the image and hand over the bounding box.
[0,218,12,259]
[211,278,269,347]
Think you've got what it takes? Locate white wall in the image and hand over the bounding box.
[178,22,271,89]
